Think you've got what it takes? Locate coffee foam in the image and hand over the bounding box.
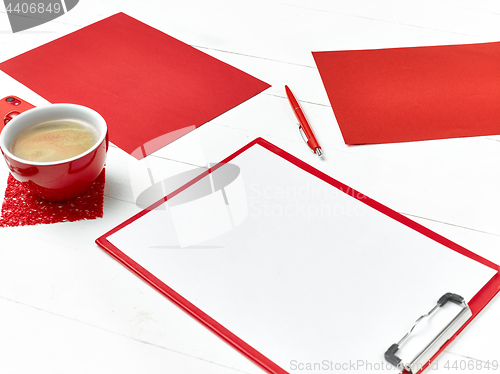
[11,119,99,163]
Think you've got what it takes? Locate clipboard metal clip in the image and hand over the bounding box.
[385,293,472,373]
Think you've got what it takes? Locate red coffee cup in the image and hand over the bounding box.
[0,104,108,202]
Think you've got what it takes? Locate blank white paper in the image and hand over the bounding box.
[108,143,496,373]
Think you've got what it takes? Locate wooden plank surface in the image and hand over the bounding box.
[1,1,499,373]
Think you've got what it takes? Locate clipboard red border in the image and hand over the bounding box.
[96,137,500,374]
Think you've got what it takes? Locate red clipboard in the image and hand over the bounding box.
[96,138,500,374]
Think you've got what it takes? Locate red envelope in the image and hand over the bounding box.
[312,42,500,145]
[0,13,270,159]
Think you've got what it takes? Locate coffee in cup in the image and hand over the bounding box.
[11,119,99,163]
[0,103,108,202]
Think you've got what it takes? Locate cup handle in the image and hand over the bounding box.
[4,111,20,125]
[0,96,35,126]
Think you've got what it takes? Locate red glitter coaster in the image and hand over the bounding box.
[0,169,105,227]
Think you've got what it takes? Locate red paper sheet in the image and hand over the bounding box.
[312,42,500,145]
[0,13,270,159]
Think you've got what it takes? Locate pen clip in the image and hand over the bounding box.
[297,124,315,154]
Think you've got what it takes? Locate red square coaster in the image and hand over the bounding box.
[0,169,105,227]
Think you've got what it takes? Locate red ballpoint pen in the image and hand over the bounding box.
[285,85,323,157]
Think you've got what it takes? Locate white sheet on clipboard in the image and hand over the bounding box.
[108,144,496,373]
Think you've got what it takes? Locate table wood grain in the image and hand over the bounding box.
[1,1,499,373]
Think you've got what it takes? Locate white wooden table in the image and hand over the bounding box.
[1,1,500,373]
